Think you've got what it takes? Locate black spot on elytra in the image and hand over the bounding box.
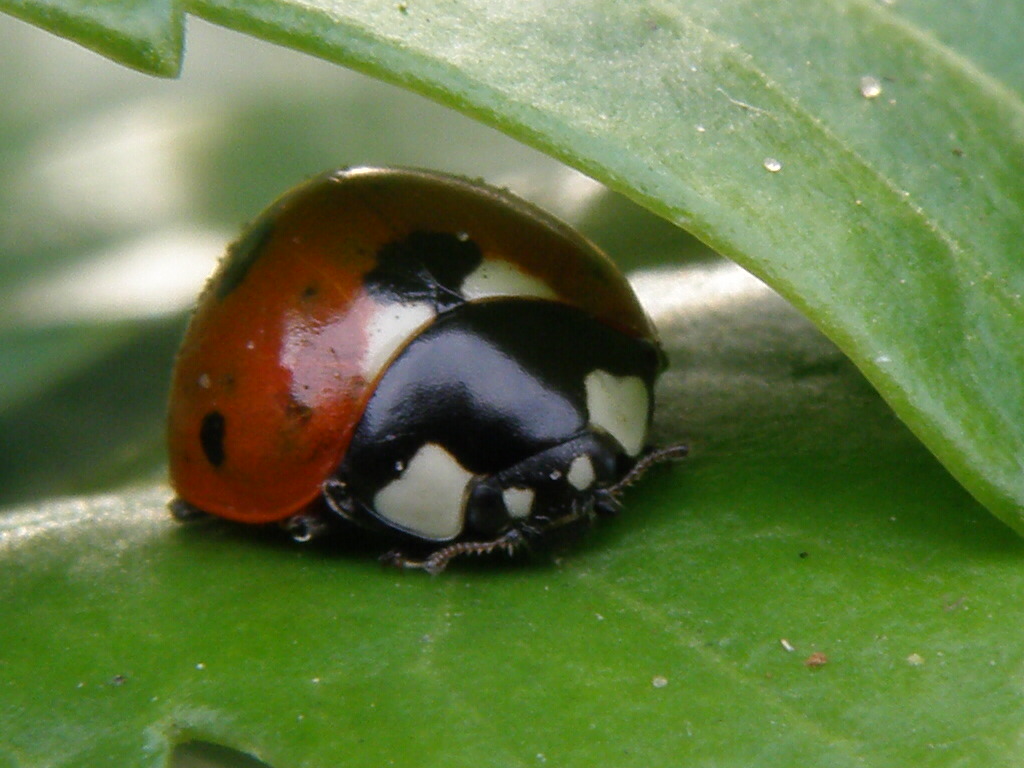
[301,283,319,300]
[215,217,276,299]
[366,231,483,312]
[200,411,227,468]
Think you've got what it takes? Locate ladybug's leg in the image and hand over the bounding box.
[381,528,529,575]
[281,511,331,543]
[168,498,209,521]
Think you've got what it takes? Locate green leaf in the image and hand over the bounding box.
[3,5,1024,768]
[1,0,1023,536]
[5,280,1024,767]
[0,0,180,75]
[191,0,1024,532]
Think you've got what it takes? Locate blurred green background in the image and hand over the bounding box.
[0,12,707,509]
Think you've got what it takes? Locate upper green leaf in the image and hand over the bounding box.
[1,0,1023,533]
[0,0,180,75]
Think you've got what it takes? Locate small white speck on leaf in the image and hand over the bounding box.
[860,76,883,99]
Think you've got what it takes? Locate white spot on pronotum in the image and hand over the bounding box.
[584,370,650,456]
[361,301,435,378]
[373,443,472,540]
[567,455,596,491]
[502,487,535,519]
[460,259,557,302]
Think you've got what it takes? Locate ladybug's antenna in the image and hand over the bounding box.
[609,443,689,496]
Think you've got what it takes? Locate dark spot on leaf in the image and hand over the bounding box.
[173,742,275,768]
[804,652,828,668]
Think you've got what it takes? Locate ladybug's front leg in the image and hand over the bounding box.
[168,498,210,521]
[381,528,529,575]
[282,510,331,543]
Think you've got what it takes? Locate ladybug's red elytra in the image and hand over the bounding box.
[167,167,685,572]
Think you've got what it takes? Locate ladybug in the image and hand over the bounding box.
[167,167,685,573]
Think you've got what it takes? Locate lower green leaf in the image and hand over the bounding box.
[4,269,1022,767]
